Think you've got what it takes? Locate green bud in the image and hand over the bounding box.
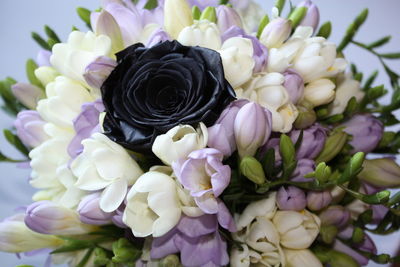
[320,225,338,244]
[294,101,317,129]
[159,255,181,267]
[314,162,331,183]
[317,21,332,39]
[367,85,386,99]
[200,7,217,23]
[44,25,61,43]
[351,227,364,244]
[94,247,111,266]
[112,238,141,263]
[240,156,266,185]
[31,32,51,51]
[257,15,270,39]
[367,36,391,49]
[274,0,286,15]
[192,6,201,20]
[279,134,295,165]
[328,250,360,267]
[315,129,348,164]
[373,254,391,264]
[344,97,358,116]
[77,7,92,26]
[358,158,400,187]
[288,6,308,28]
[26,59,43,88]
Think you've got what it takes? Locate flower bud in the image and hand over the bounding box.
[240,156,266,185]
[84,56,117,89]
[342,114,383,154]
[11,83,44,109]
[146,28,170,47]
[34,66,58,86]
[328,244,361,267]
[260,18,292,48]
[291,158,315,182]
[164,0,194,39]
[25,201,96,235]
[78,193,114,225]
[216,5,243,33]
[319,205,350,229]
[200,6,217,23]
[294,101,317,129]
[283,69,304,104]
[358,158,400,187]
[284,249,323,267]
[276,186,306,211]
[297,0,320,31]
[36,50,52,67]
[307,190,332,211]
[14,111,49,147]
[290,124,327,160]
[315,128,348,164]
[303,79,335,107]
[234,102,272,158]
[112,238,141,263]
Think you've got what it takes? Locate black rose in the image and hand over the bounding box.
[101,40,235,153]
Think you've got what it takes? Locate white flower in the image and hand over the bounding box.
[237,73,298,132]
[260,18,292,49]
[164,0,193,39]
[292,35,347,82]
[284,249,323,267]
[328,73,365,115]
[37,76,94,128]
[272,210,321,249]
[0,214,63,253]
[220,37,255,88]
[230,245,252,267]
[71,133,143,212]
[123,171,181,237]
[50,31,112,89]
[34,66,59,87]
[152,123,208,166]
[178,20,222,51]
[303,78,336,107]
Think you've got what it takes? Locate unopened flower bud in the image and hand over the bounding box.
[78,193,114,225]
[307,190,332,211]
[164,0,194,39]
[34,66,58,86]
[297,0,320,31]
[84,56,117,89]
[276,186,306,211]
[283,69,304,104]
[315,128,348,164]
[36,50,52,67]
[294,101,317,129]
[358,158,400,187]
[240,156,266,185]
[216,5,243,33]
[260,18,292,48]
[319,205,350,229]
[14,111,49,147]
[112,238,141,263]
[11,83,44,109]
[304,79,335,107]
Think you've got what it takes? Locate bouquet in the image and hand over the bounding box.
[1,0,399,266]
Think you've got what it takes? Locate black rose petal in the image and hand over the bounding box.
[101,40,236,153]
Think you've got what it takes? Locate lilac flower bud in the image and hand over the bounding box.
[361,183,389,224]
[342,114,383,153]
[290,124,328,160]
[36,50,52,67]
[146,28,170,47]
[25,201,96,235]
[307,190,332,211]
[291,158,315,182]
[11,83,44,110]
[14,111,49,148]
[260,18,292,48]
[216,6,243,33]
[112,206,127,228]
[78,193,114,225]
[319,205,351,229]
[358,158,400,188]
[297,0,320,31]
[208,99,248,157]
[234,102,272,158]
[276,186,306,211]
[83,56,117,89]
[283,69,304,104]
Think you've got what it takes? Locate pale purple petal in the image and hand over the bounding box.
[12,83,44,110]
[177,214,217,238]
[36,50,52,67]
[146,28,170,47]
[151,227,180,259]
[217,200,236,232]
[195,193,219,214]
[84,56,117,89]
[14,110,48,148]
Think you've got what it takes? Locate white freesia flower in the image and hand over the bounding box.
[284,249,323,267]
[123,171,181,237]
[273,210,321,249]
[152,123,208,166]
[164,0,193,39]
[230,245,252,267]
[328,73,365,115]
[303,78,336,107]
[71,133,143,212]
[0,214,63,253]
[51,31,112,91]
[259,18,292,49]
[178,20,222,50]
[220,37,255,88]
[237,73,298,132]
[37,76,94,128]
[34,66,59,87]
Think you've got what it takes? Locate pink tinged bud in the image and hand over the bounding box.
[358,158,400,188]
[84,56,117,89]
[276,186,306,211]
[319,205,351,229]
[216,5,243,33]
[260,18,292,48]
[298,0,320,31]
[234,102,272,158]
[14,111,49,147]
[78,193,114,225]
[283,69,304,104]
[306,190,332,211]
[36,50,52,67]
[11,82,44,109]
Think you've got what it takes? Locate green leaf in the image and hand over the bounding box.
[367,35,391,49]
[344,97,358,117]
[144,0,158,10]
[76,248,95,267]
[44,25,61,43]
[260,148,276,179]
[31,32,51,50]
[51,239,93,254]
[3,129,30,156]
[76,7,92,28]
[279,134,297,179]
[379,52,400,59]
[16,265,35,267]
[337,8,369,52]
[274,0,286,15]
[256,15,270,39]
[351,227,364,243]
[363,70,378,90]
[26,59,43,88]
[0,77,25,116]
[317,21,332,39]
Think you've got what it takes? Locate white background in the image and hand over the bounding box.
[0,0,399,266]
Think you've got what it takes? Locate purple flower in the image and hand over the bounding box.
[187,0,218,10]
[36,50,52,67]
[14,111,49,148]
[276,186,306,211]
[291,158,315,182]
[283,69,304,104]
[216,6,243,34]
[151,214,229,267]
[146,28,170,47]
[207,99,248,157]
[319,205,351,229]
[84,56,117,89]
[222,26,268,73]
[12,83,44,110]
[342,114,383,153]
[290,124,327,160]
[111,205,128,228]
[173,148,231,214]
[298,0,320,31]
[77,193,114,225]
[307,190,332,211]
[68,99,105,159]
